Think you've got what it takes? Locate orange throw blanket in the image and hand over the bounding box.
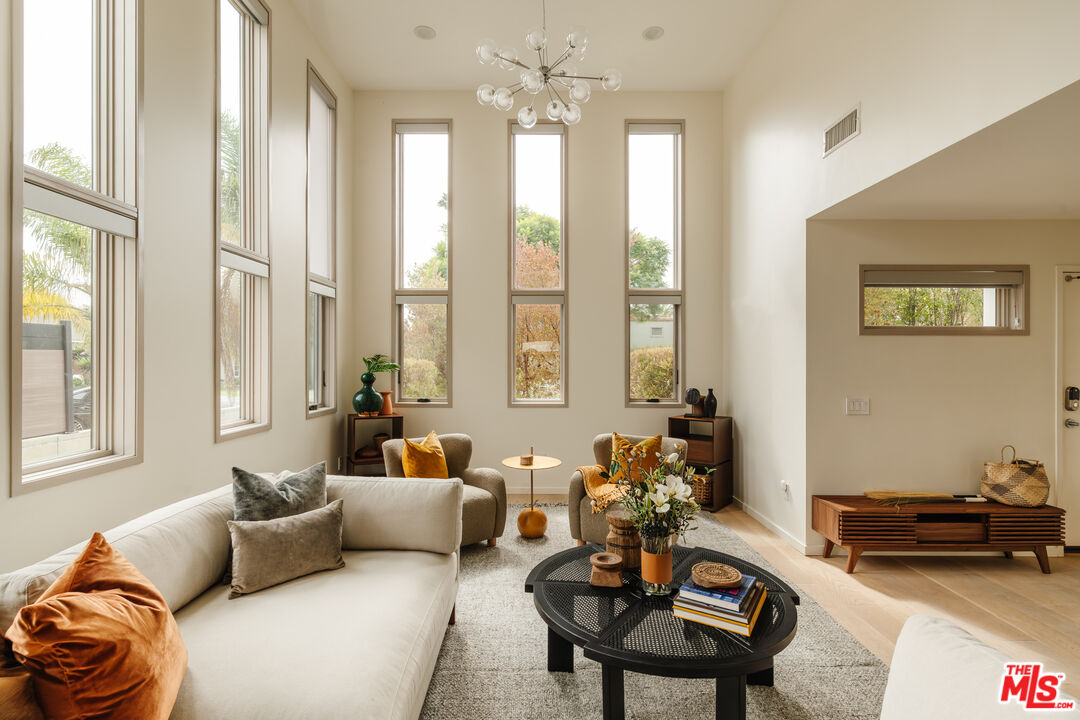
[580,464,625,514]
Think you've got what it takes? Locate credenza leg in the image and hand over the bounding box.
[1034,546,1052,574]
[822,539,834,559]
[1003,551,1013,559]
[845,546,863,574]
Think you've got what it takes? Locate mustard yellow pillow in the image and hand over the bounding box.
[610,432,662,485]
[402,431,449,479]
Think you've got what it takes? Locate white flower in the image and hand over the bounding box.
[649,489,669,507]
[655,503,670,514]
[668,477,694,503]
[665,453,680,466]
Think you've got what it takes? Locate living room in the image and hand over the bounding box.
[2,0,1079,718]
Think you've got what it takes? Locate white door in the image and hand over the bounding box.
[1063,271,1080,547]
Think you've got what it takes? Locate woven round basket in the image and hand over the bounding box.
[690,561,742,589]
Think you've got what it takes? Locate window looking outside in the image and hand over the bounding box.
[511,123,566,405]
[393,122,451,403]
[860,266,1029,335]
[627,122,683,404]
[15,0,140,492]
[216,0,270,436]
[307,66,337,414]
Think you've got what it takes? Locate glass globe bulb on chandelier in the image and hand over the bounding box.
[474,0,622,126]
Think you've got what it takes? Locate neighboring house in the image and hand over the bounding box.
[630,317,673,349]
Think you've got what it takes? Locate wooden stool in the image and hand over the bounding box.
[605,507,641,570]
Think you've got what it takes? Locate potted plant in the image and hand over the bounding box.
[601,448,699,595]
[353,354,400,416]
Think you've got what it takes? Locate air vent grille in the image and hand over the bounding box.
[824,106,860,156]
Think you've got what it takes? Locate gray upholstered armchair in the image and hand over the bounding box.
[568,433,688,545]
[382,433,507,547]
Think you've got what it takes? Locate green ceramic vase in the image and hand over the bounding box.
[353,372,383,415]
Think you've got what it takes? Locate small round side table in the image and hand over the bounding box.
[502,455,562,538]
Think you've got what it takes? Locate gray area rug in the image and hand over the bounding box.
[421,504,887,720]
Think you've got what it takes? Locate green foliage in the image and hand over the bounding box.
[401,358,444,399]
[407,239,447,289]
[362,353,400,374]
[515,205,560,255]
[864,287,985,327]
[630,346,674,400]
[629,230,672,320]
[219,111,241,244]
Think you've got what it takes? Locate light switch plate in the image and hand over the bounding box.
[845,396,870,415]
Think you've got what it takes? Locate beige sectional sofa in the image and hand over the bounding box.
[0,475,462,720]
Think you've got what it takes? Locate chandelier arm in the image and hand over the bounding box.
[564,75,604,81]
[548,82,569,107]
[493,53,531,71]
[549,77,571,88]
[548,47,574,72]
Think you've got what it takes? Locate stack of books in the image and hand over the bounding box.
[672,574,767,637]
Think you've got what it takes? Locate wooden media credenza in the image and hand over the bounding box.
[811,495,1065,573]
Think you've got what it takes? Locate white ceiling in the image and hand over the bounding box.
[290,0,789,91]
[815,80,1080,220]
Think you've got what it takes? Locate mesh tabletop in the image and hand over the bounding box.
[525,544,799,679]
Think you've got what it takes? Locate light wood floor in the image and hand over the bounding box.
[509,494,1080,694]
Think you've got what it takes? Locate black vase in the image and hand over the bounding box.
[352,372,383,415]
[703,389,717,418]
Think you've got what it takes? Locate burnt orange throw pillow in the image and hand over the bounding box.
[5,533,188,720]
[402,430,450,479]
[610,432,663,485]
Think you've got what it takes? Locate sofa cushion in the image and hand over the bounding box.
[402,431,450,479]
[0,668,45,720]
[232,462,326,522]
[881,614,1077,719]
[227,500,345,598]
[0,486,233,634]
[328,477,462,553]
[6,534,188,720]
[170,548,457,720]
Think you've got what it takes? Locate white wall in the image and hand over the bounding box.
[0,0,354,571]
[806,220,1080,551]
[351,91,724,492]
[722,0,1080,550]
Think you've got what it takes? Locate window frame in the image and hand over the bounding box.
[391,120,453,407]
[625,120,685,407]
[9,0,144,496]
[859,264,1030,336]
[214,0,271,440]
[305,63,337,417]
[508,120,568,407]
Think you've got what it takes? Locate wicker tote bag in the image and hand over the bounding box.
[980,445,1049,507]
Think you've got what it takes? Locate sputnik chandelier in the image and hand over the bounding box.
[474,0,622,127]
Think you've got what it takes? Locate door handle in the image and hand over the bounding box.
[1067,419,1080,428]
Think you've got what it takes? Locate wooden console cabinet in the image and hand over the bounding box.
[667,415,733,510]
[812,495,1065,573]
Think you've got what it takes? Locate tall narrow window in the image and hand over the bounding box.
[393,122,451,405]
[12,0,141,493]
[216,0,270,437]
[626,122,683,405]
[307,65,337,415]
[510,122,567,406]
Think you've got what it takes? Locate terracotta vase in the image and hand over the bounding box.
[378,391,394,416]
[640,534,675,596]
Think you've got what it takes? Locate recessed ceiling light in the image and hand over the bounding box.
[642,26,664,41]
[413,25,436,40]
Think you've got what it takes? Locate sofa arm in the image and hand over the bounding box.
[328,476,462,554]
[568,471,586,541]
[462,467,507,538]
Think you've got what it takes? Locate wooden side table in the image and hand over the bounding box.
[667,415,733,510]
[502,455,562,538]
[345,413,403,476]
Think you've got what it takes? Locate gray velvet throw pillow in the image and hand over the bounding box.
[232,461,327,522]
[227,499,345,598]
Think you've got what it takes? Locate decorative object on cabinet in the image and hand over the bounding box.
[703,388,718,418]
[684,387,704,418]
[353,354,400,416]
[345,413,404,476]
[378,391,394,416]
[812,495,1066,573]
[667,415,733,510]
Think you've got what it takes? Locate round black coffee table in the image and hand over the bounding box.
[524,543,799,720]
